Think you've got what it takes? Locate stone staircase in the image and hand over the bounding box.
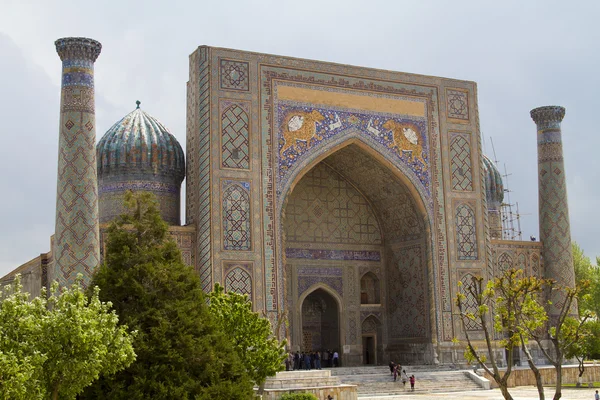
[330,365,485,398]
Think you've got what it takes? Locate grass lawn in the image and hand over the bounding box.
[558,382,600,388]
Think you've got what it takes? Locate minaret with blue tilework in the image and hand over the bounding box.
[530,106,575,316]
[52,37,102,287]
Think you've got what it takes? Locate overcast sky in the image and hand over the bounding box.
[0,0,598,277]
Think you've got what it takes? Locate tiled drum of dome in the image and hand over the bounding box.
[53,38,102,286]
[221,101,250,169]
[222,181,251,251]
[225,267,252,297]
[455,204,478,260]
[450,134,473,191]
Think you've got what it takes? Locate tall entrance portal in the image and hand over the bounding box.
[283,143,433,366]
[301,288,340,353]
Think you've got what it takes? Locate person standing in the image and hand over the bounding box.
[333,350,339,367]
[393,365,398,382]
[304,352,311,370]
[389,361,395,376]
[402,369,408,389]
[323,349,329,368]
[595,390,599,400]
[294,351,300,370]
[409,374,415,391]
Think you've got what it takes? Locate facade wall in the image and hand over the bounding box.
[186,46,490,360]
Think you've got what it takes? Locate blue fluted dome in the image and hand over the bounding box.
[97,105,185,180]
[96,103,185,225]
[482,154,504,208]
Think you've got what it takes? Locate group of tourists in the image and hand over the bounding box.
[389,361,415,391]
[286,350,340,370]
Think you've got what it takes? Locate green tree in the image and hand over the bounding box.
[0,276,135,400]
[82,192,253,400]
[522,282,591,400]
[456,269,547,400]
[209,283,286,390]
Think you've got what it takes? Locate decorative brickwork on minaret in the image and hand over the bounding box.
[530,106,575,315]
[52,37,102,286]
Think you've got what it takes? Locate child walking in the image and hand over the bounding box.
[409,374,415,391]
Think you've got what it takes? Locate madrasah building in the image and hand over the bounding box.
[1,37,576,367]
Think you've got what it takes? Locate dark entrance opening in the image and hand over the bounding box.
[362,335,375,365]
[301,288,340,353]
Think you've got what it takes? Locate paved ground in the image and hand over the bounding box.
[364,387,597,399]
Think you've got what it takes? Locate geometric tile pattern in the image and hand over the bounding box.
[531,105,575,314]
[516,253,527,270]
[387,245,428,338]
[450,134,473,191]
[284,163,382,245]
[53,37,102,287]
[497,252,513,275]
[220,59,249,91]
[446,88,469,120]
[225,267,252,297]
[456,204,478,260]
[194,48,213,292]
[222,181,251,251]
[531,254,541,278]
[221,104,250,169]
[460,273,482,331]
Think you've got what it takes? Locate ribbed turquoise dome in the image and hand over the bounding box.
[96,103,185,225]
[97,105,185,179]
[482,154,504,207]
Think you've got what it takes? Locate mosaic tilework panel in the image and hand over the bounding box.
[220,59,249,91]
[222,180,251,251]
[286,248,381,261]
[531,254,541,277]
[225,267,252,297]
[450,134,473,191]
[516,253,527,270]
[187,47,212,292]
[497,252,513,275]
[221,101,250,169]
[455,204,478,260]
[298,276,343,298]
[275,101,431,198]
[362,316,380,333]
[446,88,469,121]
[387,245,428,338]
[459,273,482,331]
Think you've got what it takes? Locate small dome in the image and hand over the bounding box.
[97,103,185,225]
[97,103,185,180]
[482,155,504,208]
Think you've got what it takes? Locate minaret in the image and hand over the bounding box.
[530,106,575,315]
[52,37,102,287]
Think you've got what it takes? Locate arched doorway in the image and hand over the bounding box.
[301,288,340,353]
[282,142,433,365]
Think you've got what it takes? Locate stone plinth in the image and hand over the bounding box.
[262,370,358,400]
